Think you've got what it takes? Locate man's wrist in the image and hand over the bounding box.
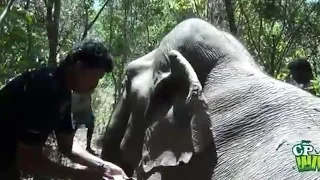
[86,160,102,168]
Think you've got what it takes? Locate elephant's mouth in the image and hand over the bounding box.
[136,140,217,179]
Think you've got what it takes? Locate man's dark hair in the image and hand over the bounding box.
[61,38,113,73]
[287,58,314,85]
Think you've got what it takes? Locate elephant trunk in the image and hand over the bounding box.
[168,50,203,103]
[100,84,135,177]
[168,50,200,86]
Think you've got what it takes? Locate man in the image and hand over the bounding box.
[0,39,128,180]
[285,58,316,95]
[72,92,96,154]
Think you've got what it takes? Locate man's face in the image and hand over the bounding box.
[291,67,311,85]
[70,63,105,93]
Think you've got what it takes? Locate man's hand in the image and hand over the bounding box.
[99,160,129,179]
[70,166,128,180]
[56,133,129,179]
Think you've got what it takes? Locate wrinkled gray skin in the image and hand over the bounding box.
[101,18,320,180]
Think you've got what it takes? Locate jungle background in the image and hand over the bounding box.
[1,0,320,179]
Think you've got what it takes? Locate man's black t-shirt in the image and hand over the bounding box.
[0,67,74,171]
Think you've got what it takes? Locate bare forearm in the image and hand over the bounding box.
[18,150,79,179]
[64,141,104,168]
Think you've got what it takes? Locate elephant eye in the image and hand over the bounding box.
[121,75,132,91]
[121,79,126,86]
[121,76,128,87]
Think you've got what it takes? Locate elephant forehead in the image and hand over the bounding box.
[131,69,153,99]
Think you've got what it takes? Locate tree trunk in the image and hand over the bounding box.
[24,0,33,64]
[45,0,61,66]
[224,0,237,35]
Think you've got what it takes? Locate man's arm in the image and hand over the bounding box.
[14,73,86,179]
[55,102,105,168]
[56,132,107,168]
[15,116,82,179]
[56,106,127,177]
[56,132,127,179]
[16,142,80,179]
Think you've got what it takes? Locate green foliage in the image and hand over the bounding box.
[276,72,289,81]
[0,6,46,85]
[311,77,320,96]
[235,0,320,77]
[0,0,318,127]
[0,0,319,121]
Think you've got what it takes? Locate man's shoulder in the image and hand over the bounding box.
[1,67,59,95]
[25,67,57,86]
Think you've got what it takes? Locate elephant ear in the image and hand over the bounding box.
[144,72,175,125]
[140,50,215,173]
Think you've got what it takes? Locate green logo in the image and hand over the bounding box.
[292,140,320,172]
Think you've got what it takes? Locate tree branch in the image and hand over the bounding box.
[81,0,111,40]
[0,0,15,25]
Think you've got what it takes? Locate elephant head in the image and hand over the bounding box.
[137,50,215,175]
[100,18,262,179]
[100,18,320,180]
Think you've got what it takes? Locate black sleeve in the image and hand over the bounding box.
[17,93,58,146]
[55,103,75,134]
[17,125,47,146]
[13,72,59,146]
[14,79,55,146]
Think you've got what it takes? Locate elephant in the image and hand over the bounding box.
[100,18,320,180]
